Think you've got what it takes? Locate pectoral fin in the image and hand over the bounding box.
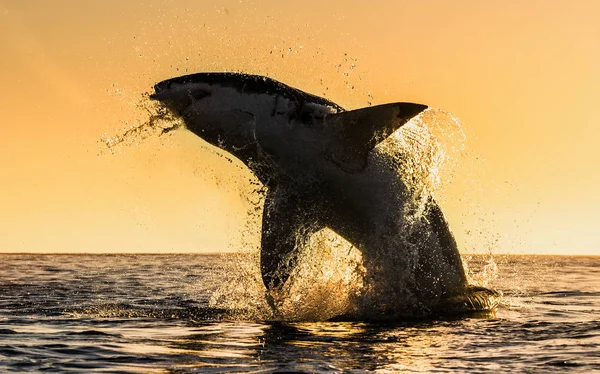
[260,187,322,291]
[325,102,427,173]
[424,198,467,285]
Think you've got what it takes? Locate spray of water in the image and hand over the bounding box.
[205,108,500,321]
[101,103,500,320]
[99,96,184,153]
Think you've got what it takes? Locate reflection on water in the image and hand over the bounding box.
[0,254,598,372]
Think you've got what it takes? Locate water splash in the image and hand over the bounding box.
[207,231,365,321]
[99,96,184,153]
[101,97,500,320]
[464,255,499,288]
[270,229,365,321]
[207,108,501,321]
[380,108,466,212]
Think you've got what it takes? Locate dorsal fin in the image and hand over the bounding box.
[325,102,427,173]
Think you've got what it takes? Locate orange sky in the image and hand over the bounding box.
[0,0,598,255]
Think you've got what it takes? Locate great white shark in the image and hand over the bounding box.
[150,72,499,318]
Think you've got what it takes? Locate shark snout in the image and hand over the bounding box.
[150,81,211,115]
[149,81,182,113]
[149,79,177,101]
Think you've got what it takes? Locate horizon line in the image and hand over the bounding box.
[0,252,598,257]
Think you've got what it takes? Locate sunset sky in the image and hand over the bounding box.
[0,0,598,255]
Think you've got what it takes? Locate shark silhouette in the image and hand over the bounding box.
[151,72,499,318]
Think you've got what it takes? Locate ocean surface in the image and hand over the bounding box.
[0,254,598,373]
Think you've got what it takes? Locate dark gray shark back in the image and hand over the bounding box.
[153,72,345,113]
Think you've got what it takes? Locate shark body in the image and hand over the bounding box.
[151,72,499,318]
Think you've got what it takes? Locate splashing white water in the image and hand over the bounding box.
[101,101,499,320]
[380,108,466,211]
[206,108,492,320]
[99,97,183,153]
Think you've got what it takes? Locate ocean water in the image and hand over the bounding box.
[0,254,598,373]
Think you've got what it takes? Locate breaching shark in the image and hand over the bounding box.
[150,72,499,318]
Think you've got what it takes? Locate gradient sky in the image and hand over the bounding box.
[0,0,598,254]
